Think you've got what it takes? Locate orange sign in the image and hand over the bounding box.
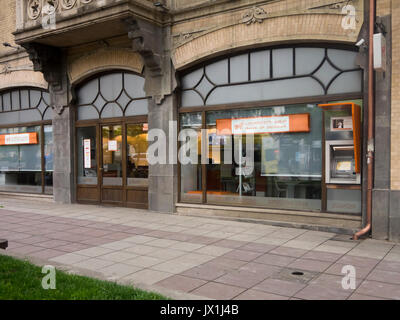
[216,114,310,135]
[0,132,38,146]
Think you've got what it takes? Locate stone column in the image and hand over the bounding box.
[24,43,75,204]
[148,94,178,212]
[126,18,178,213]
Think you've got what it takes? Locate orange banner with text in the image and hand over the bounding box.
[0,132,38,146]
[216,114,310,135]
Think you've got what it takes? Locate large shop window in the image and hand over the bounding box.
[0,125,53,194]
[179,46,363,213]
[0,87,53,194]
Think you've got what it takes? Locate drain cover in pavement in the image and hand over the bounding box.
[272,268,319,284]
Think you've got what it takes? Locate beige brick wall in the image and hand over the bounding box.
[392,1,400,190]
[0,0,17,56]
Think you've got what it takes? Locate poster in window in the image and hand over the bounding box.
[84,139,91,169]
[108,140,118,151]
[331,116,353,131]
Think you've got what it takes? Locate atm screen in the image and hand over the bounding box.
[336,161,352,172]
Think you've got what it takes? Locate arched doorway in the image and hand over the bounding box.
[75,71,149,208]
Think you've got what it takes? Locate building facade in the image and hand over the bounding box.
[0,0,398,241]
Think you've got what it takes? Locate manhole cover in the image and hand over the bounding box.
[272,268,318,284]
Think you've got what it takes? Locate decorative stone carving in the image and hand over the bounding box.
[80,0,93,3]
[51,105,66,115]
[241,6,268,25]
[23,43,63,91]
[27,0,41,20]
[61,0,76,10]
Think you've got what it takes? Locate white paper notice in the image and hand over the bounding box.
[84,139,91,169]
[5,133,30,145]
[231,116,290,135]
[108,140,118,151]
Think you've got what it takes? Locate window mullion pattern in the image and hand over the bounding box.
[181,46,363,107]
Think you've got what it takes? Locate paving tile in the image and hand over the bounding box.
[194,245,233,257]
[215,270,265,288]
[16,236,51,244]
[123,235,158,244]
[73,257,115,270]
[146,239,180,248]
[123,269,173,286]
[254,237,288,246]
[124,256,163,268]
[212,239,246,249]
[325,263,373,279]
[100,241,133,250]
[169,242,205,252]
[376,260,400,272]
[348,293,389,300]
[74,246,114,257]
[283,240,322,250]
[146,248,186,260]
[56,243,91,253]
[99,263,141,279]
[155,275,207,293]
[190,236,220,245]
[238,242,276,254]
[356,280,400,300]
[204,257,248,272]
[123,244,158,255]
[221,249,263,262]
[302,250,343,262]
[152,260,197,274]
[49,253,89,264]
[32,249,66,259]
[35,240,71,249]
[253,278,306,297]
[9,245,43,255]
[294,284,352,300]
[98,251,138,263]
[254,253,296,267]
[239,262,281,279]
[191,282,246,300]
[288,258,332,273]
[367,269,400,285]
[234,289,289,300]
[336,255,380,269]
[310,273,359,291]
[269,246,308,258]
[181,265,227,281]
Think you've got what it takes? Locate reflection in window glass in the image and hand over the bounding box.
[204,105,322,211]
[102,125,123,186]
[127,124,149,187]
[77,126,97,185]
[0,126,42,193]
[44,125,53,194]
[180,113,202,203]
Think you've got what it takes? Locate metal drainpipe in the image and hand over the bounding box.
[353,0,375,240]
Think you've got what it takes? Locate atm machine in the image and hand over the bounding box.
[318,102,362,214]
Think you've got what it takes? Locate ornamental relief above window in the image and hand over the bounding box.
[27,0,93,19]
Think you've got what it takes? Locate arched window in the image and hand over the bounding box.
[180,47,362,107]
[0,88,51,124]
[76,71,149,120]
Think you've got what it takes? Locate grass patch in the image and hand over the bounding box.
[0,254,168,300]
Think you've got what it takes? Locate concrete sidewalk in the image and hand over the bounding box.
[0,195,399,300]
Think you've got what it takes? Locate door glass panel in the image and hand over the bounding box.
[180,112,202,203]
[44,125,53,194]
[127,124,149,187]
[77,126,97,185]
[102,125,123,186]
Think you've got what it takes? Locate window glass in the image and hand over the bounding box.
[77,126,97,185]
[102,125,123,186]
[180,105,323,211]
[180,112,202,203]
[0,126,42,193]
[127,124,149,187]
[44,125,53,194]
